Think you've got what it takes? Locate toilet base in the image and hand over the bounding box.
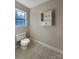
[21,46,28,50]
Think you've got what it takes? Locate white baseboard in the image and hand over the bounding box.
[34,40,63,54]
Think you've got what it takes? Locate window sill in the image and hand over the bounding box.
[15,25,27,27]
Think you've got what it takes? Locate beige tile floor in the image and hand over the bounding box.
[15,41,63,59]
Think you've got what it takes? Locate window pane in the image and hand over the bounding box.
[15,9,25,26]
[22,19,25,25]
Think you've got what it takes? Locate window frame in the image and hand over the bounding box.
[15,8,27,27]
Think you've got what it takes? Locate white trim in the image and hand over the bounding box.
[34,40,63,54]
[15,8,25,13]
[16,32,26,36]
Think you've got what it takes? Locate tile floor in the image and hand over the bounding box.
[15,41,63,59]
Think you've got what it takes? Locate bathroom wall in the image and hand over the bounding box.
[30,0,63,50]
[15,1,30,35]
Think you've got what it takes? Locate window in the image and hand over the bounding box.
[15,9,27,26]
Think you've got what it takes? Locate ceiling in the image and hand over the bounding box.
[16,0,49,8]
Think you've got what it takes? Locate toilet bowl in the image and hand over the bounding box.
[21,38,30,47]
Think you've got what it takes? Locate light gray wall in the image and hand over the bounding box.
[15,1,30,34]
[30,0,63,50]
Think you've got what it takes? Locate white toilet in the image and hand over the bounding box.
[16,32,30,47]
[21,38,30,46]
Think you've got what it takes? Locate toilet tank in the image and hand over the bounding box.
[16,32,26,41]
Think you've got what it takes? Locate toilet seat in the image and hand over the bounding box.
[21,38,30,43]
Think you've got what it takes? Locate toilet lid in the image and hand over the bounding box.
[21,38,30,43]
